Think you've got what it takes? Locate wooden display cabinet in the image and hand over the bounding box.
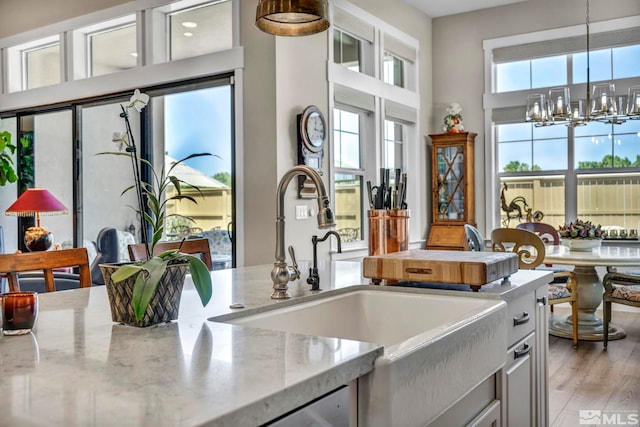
[426,132,476,250]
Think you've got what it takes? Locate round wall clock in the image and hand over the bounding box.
[297,105,326,170]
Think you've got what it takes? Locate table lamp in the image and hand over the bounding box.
[5,188,68,251]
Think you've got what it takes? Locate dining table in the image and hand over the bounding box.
[544,243,640,341]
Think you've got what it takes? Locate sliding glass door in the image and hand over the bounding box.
[80,99,140,254]
[154,83,234,269]
[78,79,235,268]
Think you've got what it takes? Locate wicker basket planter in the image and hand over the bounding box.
[99,262,188,327]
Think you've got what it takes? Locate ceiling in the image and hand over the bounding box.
[403,0,527,18]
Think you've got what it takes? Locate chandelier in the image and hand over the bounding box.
[525,0,640,127]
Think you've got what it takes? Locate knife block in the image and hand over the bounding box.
[368,209,410,256]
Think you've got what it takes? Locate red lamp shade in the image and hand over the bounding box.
[5,188,68,227]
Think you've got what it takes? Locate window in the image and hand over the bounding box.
[496,44,640,93]
[488,27,640,231]
[497,123,568,172]
[329,3,419,252]
[334,108,364,243]
[89,24,137,77]
[383,119,404,176]
[169,0,233,60]
[15,36,61,90]
[383,52,404,88]
[334,29,361,72]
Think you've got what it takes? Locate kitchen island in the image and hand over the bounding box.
[0,261,550,426]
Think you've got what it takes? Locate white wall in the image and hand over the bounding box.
[432,0,640,236]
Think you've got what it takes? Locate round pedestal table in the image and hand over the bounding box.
[544,244,640,341]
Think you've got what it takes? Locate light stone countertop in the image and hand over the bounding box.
[0,260,550,426]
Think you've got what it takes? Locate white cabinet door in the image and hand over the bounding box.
[504,332,536,427]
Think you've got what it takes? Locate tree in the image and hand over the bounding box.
[213,171,231,186]
[503,161,540,172]
[578,154,634,169]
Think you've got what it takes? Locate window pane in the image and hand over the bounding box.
[383,120,403,175]
[497,122,532,141]
[613,44,640,79]
[334,30,361,72]
[90,24,137,77]
[496,60,530,92]
[572,121,639,169]
[32,111,74,247]
[170,1,232,60]
[334,109,360,169]
[577,174,640,230]
[499,140,533,172]
[81,101,140,248]
[531,55,566,88]
[533,138,567,170]
[334,173,363,243]
[162,85,234,269]
[575,134,613,169]
[500,177,565,228]
[613,133,640,166]
[573,49,612,83]
[25,44,60,89]
[383,52,404,87]
[496,123,533,172]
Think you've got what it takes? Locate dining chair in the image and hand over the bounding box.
[0,248,92,293]
[128,238,214,271]
[491,227,579,347]
[601,272,640,348]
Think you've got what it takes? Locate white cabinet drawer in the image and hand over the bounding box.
[507,292,536,347]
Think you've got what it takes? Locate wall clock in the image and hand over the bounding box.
[297,105,326,170]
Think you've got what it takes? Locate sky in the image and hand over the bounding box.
[164,85,232,178]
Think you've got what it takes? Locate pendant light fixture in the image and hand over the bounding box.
[525,0,640,127]
[255,0,330,36]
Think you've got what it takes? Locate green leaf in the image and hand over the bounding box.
[111,264,144,282]
[132,257,169,321]
[183,254,212,306]
[157,249,180,259]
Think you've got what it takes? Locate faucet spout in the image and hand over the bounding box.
[272,165,335,299]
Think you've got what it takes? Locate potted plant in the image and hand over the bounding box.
[558,218,603,251]
[99,89,213,326]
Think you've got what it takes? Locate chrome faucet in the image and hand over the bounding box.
[272,165,335,299]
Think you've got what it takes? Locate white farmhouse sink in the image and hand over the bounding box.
[214,287,507,426]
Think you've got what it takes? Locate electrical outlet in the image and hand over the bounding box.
[295,205,308,220]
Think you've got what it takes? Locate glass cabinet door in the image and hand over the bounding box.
[436,144,466,221]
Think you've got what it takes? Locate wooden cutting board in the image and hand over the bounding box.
[362,249,518,290]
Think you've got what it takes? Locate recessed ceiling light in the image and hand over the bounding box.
[130,52,138,57]
[184,32,193,37]
[182,21,198,28]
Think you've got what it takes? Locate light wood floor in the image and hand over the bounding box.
[548,306,640,426]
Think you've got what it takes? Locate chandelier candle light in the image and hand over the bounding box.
[525,0,640,127]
